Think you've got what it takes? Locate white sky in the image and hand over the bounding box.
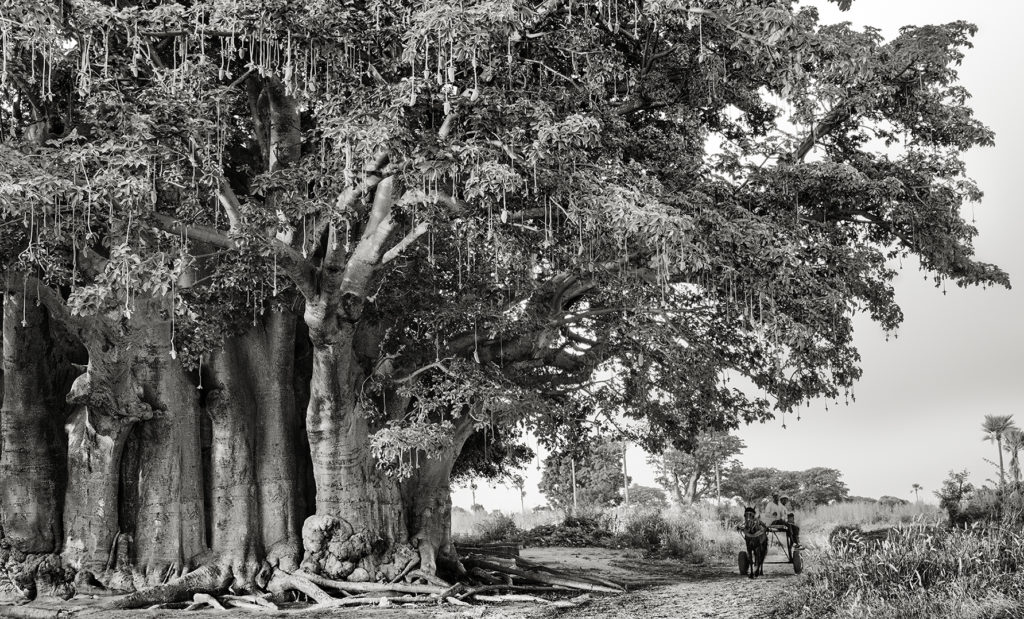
[454,0,1024,513]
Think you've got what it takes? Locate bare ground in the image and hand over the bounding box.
[0,546,803,619]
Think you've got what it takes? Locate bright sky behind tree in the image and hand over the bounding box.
[455,0,1024,512]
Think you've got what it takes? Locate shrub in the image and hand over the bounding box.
[474,512,520,542]
[616,508,707,561]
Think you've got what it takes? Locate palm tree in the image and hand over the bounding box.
[911,483,922,502]
[982,415,1018,488]
[1003,429,1024,488]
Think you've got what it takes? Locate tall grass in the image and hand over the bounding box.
[772,523,1024,618]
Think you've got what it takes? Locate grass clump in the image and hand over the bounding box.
[773,522,1024,619]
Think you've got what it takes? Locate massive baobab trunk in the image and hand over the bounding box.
[131,342,205,585]
[0,286,63,554]
[206,310,304,584]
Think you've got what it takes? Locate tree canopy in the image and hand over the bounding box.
[1,0,1007,456]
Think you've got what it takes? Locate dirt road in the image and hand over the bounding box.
[510,547,799,619]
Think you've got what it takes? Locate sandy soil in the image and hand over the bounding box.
[0,546,804,619]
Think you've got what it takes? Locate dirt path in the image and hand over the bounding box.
[510,547,800,619]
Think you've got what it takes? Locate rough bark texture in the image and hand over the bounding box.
[300,288,416,579]
[131,336,205,585]
[0,288,63,554]
[403,416,477,574]
[251,312,302,564]
[207,345,260,586]
[204,311,304,584]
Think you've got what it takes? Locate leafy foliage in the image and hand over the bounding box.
[721,465,849,506]
[651,431,743,503]
[539,439,627,510]
[0,0,1008,468]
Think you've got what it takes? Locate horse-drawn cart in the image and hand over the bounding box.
[738,524,803,575]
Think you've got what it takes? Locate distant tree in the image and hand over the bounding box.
[798,468,850,505]
[627,485,669,510]
[539,440,627,511]
[936,469,975,523]
[512,476,527,515]
[879,495,910,508]
[1003,429,1024,487]
[651,433,745,504]
[470,503,486,514]
[722,466,848,506]
[911,483,923,502]
[721,467,800,505]
[982,415,1018,488]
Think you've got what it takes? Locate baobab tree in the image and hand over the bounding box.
[0,0,1008,606]
[982,415,1018,488]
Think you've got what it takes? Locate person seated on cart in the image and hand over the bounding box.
[766,493,802,550]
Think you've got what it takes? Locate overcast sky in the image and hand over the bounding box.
[455,0,1024,512]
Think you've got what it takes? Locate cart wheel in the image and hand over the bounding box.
[793,550,803,574]
[738,551,749,575]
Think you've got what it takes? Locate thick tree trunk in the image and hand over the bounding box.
[206,345,260,587]
[301,316,409,581]
[61,404,132,576]
[132,343,205,585]
[0,289,62,553]
[201,311,303,584]
[403,416,476,575]
[251,312,302,564]
[683,470,701,505]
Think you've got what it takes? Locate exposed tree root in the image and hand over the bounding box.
[106,564,230,609]
[266,570,337,606]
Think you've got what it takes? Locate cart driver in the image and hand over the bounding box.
[764,491,802,549]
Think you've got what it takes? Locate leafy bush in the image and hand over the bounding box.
[618,509,670,549]
[616,508,707,561]
[474,512,520,543]
[775,523,1024,618]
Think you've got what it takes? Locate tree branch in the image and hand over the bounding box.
[381,222,430,265]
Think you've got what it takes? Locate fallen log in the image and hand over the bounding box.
[473,593,587,608]
[468,566,503,585]
[461,557,622,594]
[514,556,626,591]
[331,595,433,607]
[455,584,567,600]
[293,571,447,596]
[407,569,451,588]
[454,543,521,558]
